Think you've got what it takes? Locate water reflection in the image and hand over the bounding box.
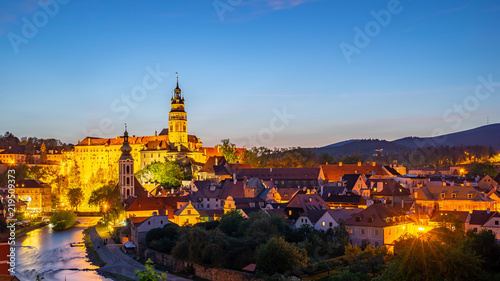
[16,217,113,281]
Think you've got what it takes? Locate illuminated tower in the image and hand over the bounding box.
[119,126,134,199]
[168,76,188,146]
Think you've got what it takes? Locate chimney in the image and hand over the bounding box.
[487,208,491,214]
[357,162,361,166]
[377,181,383,191]
[270,167,273,172]
[339,162,342,167]
[215,158,218,166]
[88,138,91,145]
[155,130,157,137]
[326,161,328,165]
[372,162,376,167]
[233,177,237,184]
[216,145,220,153]
[401,199,404,209]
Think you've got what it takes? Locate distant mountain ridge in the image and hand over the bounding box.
[312,123,500,157]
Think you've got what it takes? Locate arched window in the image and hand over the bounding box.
[126,177,130,185]
[127,189,130,197]
[126,165,130,174]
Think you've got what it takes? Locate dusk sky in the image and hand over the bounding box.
[1,0,499,148]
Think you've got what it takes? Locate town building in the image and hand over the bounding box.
[15,179,51,213]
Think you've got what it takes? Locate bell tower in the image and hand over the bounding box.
[119,125,135,199]
[168,76,188,147]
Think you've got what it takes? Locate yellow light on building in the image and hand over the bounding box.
[418,227,425,232]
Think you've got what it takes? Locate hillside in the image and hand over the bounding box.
[313,123,500,157]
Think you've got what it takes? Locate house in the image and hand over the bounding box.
[486,190,500,211]
[324,194,367,209]
[367,179,412,204]
[129,215,169,250]
[476,175,499,191]
[274,187,301,203]
[198,209,224,222]
[173,202,200,226]
[15,179,51,212]
[319,163,391,183]
[197,156,226,180]
[429,211,470,230]
[285,193,329,221]
[294,209,327,229]
[413,185,495,214]
[124,197,181,219]
[468,210,500,240]
[314,208,363,231]
[342,174,368,196]
[344,204,417,249]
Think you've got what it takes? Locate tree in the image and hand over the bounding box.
[256,236,308,275]
[221,139,239,163]
[50,210,77,230]
[380,234,483,281]
[469,162,497,178]
[67,188,84,211]
[218,210,245,237]
[40,142,47,164]
[88,181,122,224]
[136,160,184,187]
[135,259,167,281]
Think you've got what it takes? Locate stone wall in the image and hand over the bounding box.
[143,248,263,281]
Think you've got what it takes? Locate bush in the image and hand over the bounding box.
[50,210,77,230]
[256,236,308,275]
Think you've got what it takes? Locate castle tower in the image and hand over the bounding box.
[119,126,135,199]
[168,76,188,147]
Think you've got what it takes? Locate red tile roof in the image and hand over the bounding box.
[344,204,414,228]
[125,197,181,216]
[320,164,389,182]
[235,168,321,180]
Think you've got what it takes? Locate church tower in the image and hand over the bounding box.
[119,126,135,199]
[168,76,188,147]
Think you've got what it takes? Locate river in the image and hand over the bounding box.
[15,217,114,281]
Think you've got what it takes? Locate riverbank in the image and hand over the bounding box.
[15,221,48,238]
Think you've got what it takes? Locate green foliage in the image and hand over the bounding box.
[67,187,84,211]
[136,159,184,187]
[146,223,181,254]
[379,234,483,281]
[463,229,500,272]
[88,181,122,224]
[135,259,167,281]
[40,142,47,164]
[256,236,308,275]
[218,210,245,236]
[221,139,239,163]
[50,210,77,230]
[242,147,318,168]
[172,227,228,267]
[469,161,498,178]
[15,212,25,222]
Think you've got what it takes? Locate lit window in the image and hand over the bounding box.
[322,222,325,226]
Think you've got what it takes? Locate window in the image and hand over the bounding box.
[495,221,499,226]
[289,210,292,215]
[301,218,304,223]
[187,210,191,215]
[468,194,473,199]
[322,222,325,226]
[375,229,379,236]
[186,219,189,224]
[329,222,333,227]
[452,194,456,198]
[161,220,163,224]
[441,193,445,198]
[207,204,210,208]
[361,229,365,235]
[148,221,150,225]
[375,242,379,247]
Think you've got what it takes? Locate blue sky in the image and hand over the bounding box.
[1,0,499,148]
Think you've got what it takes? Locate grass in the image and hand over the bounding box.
[83,228,107,267]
